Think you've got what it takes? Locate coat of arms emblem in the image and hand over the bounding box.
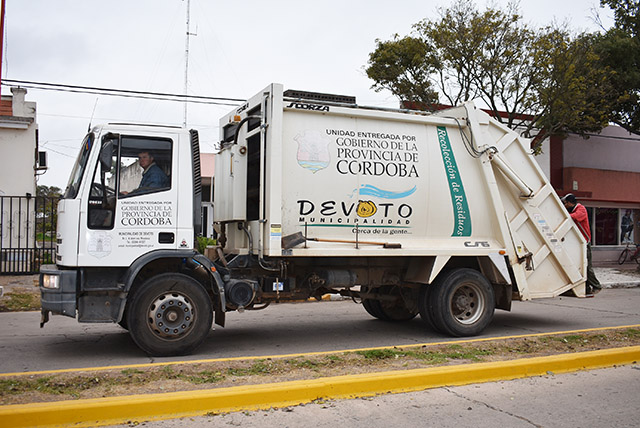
[294,130,330,173]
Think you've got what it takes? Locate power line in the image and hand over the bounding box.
[0,79,245,106]
[44,146,76,159]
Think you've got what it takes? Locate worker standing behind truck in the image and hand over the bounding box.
[562,193,602,296]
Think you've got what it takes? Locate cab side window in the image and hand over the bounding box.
[87,136,118,229]
[119,137,172,197]
[87,135,173,230]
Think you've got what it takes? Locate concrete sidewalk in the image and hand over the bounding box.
[594,264,640,289]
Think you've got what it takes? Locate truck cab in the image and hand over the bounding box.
[40,124,223,356]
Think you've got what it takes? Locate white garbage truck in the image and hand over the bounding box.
[40,83,588,356]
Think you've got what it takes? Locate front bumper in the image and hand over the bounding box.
[39,264,77,322]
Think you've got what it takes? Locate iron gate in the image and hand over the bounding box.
[0,195,59,275]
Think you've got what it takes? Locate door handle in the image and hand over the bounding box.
[158,232,175,244]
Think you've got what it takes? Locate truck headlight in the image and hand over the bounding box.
[42,274,60,289]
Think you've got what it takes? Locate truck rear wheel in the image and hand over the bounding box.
[362,286,418,322]
[128,273,213,357]
[362,291,386,320]
[422,269,495,337]
[418,285,434,329]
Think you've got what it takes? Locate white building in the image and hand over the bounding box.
[0,87,41,273]
[0,87,40,196]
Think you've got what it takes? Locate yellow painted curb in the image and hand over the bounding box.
[1,346,639,428]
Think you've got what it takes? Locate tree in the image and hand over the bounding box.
[595,0,640,135]
[366,35,439,106]
[36,185,62,240]
[365,0,616,145]
[36,185,62,198]
[534,31,617,140]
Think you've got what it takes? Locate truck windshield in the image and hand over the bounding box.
[63,133,95,199]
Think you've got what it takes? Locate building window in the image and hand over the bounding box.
[620,209,635,244]
[590,207,638,246]
[594,208,618,246]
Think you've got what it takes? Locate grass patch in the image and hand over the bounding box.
[0,376,103,397]
[325,355,344,363]
[247,360,275,375]
[226,360,278,377]
[288,359,320,369]
[121,369,144,376]
[355,349,398,360]
[180,371,225,384]
[0,291,40,312]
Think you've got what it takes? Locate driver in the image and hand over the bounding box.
[123,151,169,195]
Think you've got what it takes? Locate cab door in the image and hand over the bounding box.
[77,132,178,267]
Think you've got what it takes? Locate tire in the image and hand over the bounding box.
[426,269,495,337]
[418,285,434,330]
[128,273,213,357]
[362,286,418,322]
[362,298,386,319]
[362,287,388,320]
[118,311,129,330]
[117,303,131,330]
[618,249,629,265]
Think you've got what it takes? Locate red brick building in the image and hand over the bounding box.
[550,126,640,263]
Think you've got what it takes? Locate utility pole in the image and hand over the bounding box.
[0,0,6,97]
[183,0,193,128]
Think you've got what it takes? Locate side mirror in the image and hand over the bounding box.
[99,140,114,174]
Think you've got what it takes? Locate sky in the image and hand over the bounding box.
[1,0,614,189]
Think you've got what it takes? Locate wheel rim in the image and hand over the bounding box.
[450,282,485,325]
[147,292,195,339]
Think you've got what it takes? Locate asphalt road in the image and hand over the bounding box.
[1,288,639,374]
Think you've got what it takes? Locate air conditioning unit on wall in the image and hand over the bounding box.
[37,151,48,170]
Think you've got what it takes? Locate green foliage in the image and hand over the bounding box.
[160,365,177,377]
[366,35,439,106]
[36,185,62,198]
[180,371,224,384]
[414,0,535,112]
[624,328,640,338]
[0,291,41,312]
[35,185,62,239]
[196,236,217,254]
[325,355,344,362]
[0,376,101,397]
[121,369,144,376]
[601,0,640,35]
[355,349,398,360]
[226,360,277,376]
[595,0,640,135]
[365,0,619,142]
[534,31,617,142]
[288,358,320,369]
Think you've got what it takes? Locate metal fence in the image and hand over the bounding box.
[0,195,59,275]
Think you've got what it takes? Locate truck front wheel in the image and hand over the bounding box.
[422,269,495,337]
[128,273,213,357]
